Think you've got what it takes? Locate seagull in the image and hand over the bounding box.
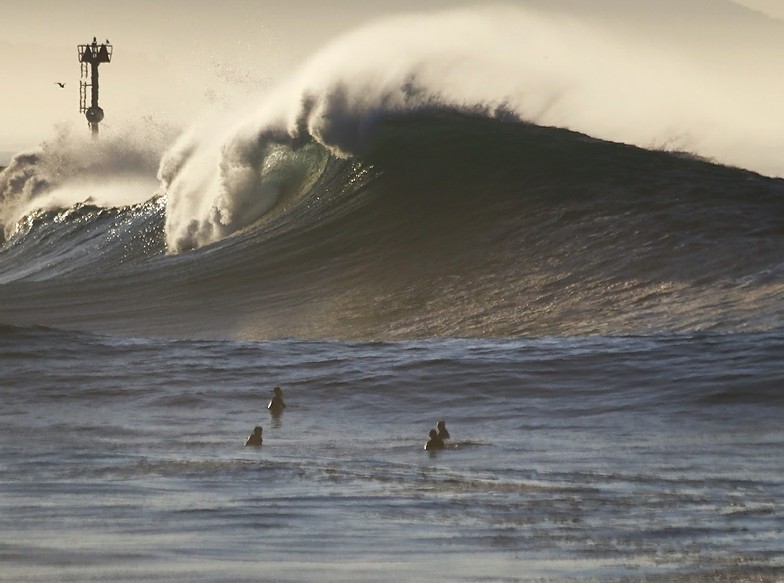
[55,82,65,88]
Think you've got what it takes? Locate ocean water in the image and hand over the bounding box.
[3,6,784,581]
[1,328,782,582]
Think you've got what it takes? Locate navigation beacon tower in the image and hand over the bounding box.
[77,37,113,137]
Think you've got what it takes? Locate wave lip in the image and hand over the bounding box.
[160,123,330,252]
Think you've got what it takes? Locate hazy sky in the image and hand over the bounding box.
[0,0,474,157]
[2,0,783,164]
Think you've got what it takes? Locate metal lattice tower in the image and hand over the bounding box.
[78,37,112,137]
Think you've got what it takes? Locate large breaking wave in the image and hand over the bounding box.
[1,3,784,340]
[158,3,784,252]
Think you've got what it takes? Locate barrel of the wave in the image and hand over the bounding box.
[77,37,112,138]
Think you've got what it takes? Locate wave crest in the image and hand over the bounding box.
[157,4,784,253]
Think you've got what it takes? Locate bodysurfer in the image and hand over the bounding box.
[245,426,263,446]
[425,429,445,451]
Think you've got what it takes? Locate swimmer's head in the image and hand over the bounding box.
[429,429,438,438]
[437,420,446,429]
[273,387,282,395]
[253,426,263,435]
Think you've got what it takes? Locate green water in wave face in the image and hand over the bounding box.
[1,329,782,582]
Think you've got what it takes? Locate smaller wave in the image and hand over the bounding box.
[0,196,165,284]
[0,123,171,243]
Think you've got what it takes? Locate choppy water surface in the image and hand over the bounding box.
[1,327,782,582]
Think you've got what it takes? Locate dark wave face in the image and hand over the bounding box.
[1,111,783,340]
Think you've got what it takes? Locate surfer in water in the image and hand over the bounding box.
[425,429,445,451]
[268,386,286,416]
[436,420,450,440]
[245,426,263,446]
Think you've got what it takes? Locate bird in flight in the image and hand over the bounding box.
[55,82,65,88]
